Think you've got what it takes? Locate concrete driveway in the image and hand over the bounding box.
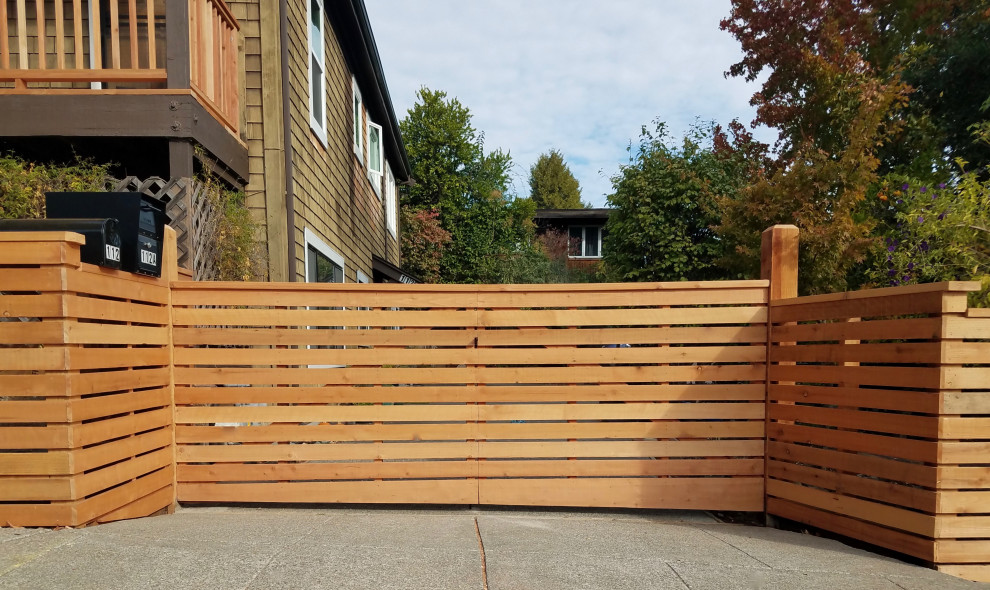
[0,507,984,589]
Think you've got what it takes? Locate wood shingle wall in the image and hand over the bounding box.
[232,0,400,282]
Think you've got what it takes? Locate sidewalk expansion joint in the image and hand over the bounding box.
[474,516,489,590]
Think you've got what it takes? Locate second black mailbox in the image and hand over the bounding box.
[46,192,170,277]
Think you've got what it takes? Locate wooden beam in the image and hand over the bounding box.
[146,0,156,67]
[0,68,167,82]
[34,0,45,69]
[0,93,248,181]
[90,0,101,68]
[108,0,120,68]
[259,0,287,281]
[761,225,799,301]
[54,0,66,69]
[168,140,194,178]
[0,0,8,68]
[72,0,83,68]
[16,0,28,69]
[128,0,139,68]
[164,0,190,88]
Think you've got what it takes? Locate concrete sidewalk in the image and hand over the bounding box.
[0,507,984,589]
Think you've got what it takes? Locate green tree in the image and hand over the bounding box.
[399,88,544,283]
[869,171,990,306]
[528,149,584,209]
[604,121,761,282]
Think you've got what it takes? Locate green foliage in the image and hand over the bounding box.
[0,155,113,219]
[869,168,990,306]
[529,228,594,283]
[490,227,598,284]
[898,3,990,173]
[399,87,495,212]
[604,121,763,282]
[717,0,990,294]
[528,149,584,209]
[204,179,266,282]
[399,87,543,284]
[717,75,902,294]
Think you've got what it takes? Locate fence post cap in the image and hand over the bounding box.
[0,231,86,245]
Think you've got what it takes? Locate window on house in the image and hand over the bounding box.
[307,246,344,283]
[352,77,363,163]
[304,229,345,367]
[307,0,327,144]
[568,226,602,258]
[384,162,397,238]
[367,121,383,194]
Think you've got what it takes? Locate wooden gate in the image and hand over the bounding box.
[171,281,768,510]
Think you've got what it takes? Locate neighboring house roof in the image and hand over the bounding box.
[534,208,612,225]
[328,0,410,181]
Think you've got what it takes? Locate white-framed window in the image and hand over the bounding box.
[304,228,345,368]
[305,228,345,284]
[568,226,602,258]
[352,77,364,163]
[356,270,370,284]
[307,0,327,145]
[367,121,383,195]
[384,161,397,238]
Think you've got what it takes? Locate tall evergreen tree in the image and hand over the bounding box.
[399,87,542,283]
[528,149,584,209]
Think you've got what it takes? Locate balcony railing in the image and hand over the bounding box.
[0,0,239,135]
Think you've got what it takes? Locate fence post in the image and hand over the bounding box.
[760,224,798,525]
[163,226,179,512]
[761,225,799,300]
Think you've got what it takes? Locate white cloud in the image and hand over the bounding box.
[365,0,775,207]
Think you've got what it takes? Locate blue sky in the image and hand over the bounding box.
[364,0,774,208]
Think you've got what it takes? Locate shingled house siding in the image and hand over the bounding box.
[227,0,402,282]
[227,1,266,224]
[225,0,287,280]
[286,0,397,282]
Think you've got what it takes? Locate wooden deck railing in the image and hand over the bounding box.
[0,0,239,135]
[189,0,238,135]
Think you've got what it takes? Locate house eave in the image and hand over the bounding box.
[328,0,411,181]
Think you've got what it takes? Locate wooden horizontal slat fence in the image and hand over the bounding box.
[766,281,990,582]
[171,281,769,510]
[0,230,176,527]
[2,228,989,582]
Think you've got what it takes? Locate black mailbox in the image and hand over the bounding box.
[0,218,123,269]
[46,192,169,277]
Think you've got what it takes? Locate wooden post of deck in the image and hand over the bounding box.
[165,0,190,89]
